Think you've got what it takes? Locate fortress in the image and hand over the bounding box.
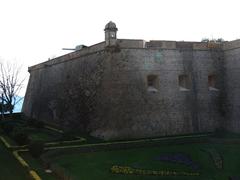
[23,22,240,140]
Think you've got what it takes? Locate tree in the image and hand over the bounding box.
[0,101,13,113]
[0,62,25,114]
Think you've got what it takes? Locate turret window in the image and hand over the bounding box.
[110,33,115,38]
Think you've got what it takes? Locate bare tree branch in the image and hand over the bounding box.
[0,62,25,114]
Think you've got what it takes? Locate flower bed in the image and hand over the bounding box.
[155,153,199,170]
[110,165,200,176]
[202,148,223,169]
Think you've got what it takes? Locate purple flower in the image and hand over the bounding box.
[155,153,199,170]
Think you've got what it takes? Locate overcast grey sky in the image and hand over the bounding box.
[0,0,239,95]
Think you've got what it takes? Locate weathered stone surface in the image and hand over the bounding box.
[22,23,240,140]
[224,40,240,133]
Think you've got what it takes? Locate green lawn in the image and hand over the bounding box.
[1,118,240,180]
[48,143,240,180]
[0,141,28,180]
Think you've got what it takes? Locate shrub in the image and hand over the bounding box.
[27,118,36,126]
[11,127,29,145]
[60,131,76,141]
[1,122,20,134]
[34,121,45,129]
[29,140,44,158]
[27,119,45,129]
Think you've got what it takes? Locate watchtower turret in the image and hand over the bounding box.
[104,21,118,46]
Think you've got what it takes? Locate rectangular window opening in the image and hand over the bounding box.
[147,75,158,92]
[179,74,190,91]
[208,74,218,91]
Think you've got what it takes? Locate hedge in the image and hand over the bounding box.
[13,150,42,180]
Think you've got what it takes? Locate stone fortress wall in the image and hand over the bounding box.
[223,40,240,133]
[22,22,240,140]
